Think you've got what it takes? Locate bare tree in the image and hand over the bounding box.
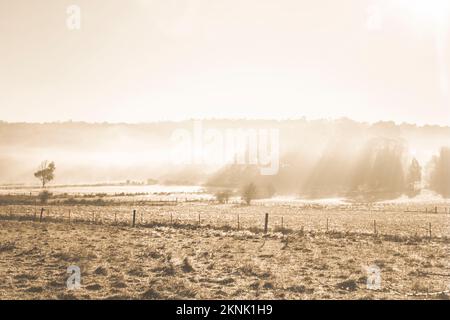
[34,161,56,188]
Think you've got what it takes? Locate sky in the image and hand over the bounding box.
[0,0,449,125]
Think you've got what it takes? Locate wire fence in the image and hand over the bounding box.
[0,203,449,241]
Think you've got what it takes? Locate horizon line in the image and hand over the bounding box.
[1,117,449,128]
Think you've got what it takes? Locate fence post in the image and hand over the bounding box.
[39,208,44,223]
[114,212,117,224]
[132,209,136,227]
[68,210,71,223]
[373,220,377,235]
[170,212,173,225]
[429,223,432,240]
[237,214,240,230]
[198,213,201,226]
[326,218,329,233]
[264,213,269,234]
[281,216,284,231]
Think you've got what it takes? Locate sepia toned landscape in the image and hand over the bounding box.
[1,0,450,301]
[0,201,449,300]
[1,178,449,299]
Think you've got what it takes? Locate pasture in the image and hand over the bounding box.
[0,201,449,299]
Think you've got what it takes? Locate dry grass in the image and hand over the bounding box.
[0,204,449,299]
[1,202,449,238]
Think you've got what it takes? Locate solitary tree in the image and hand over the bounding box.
[241,183,257,205]
[34,161,56,188]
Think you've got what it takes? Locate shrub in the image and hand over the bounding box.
[241,183,257,205]
[215,190,232,204]
[38,190,52,204]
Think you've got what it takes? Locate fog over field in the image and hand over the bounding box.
[1,0,450,303]
[0,119,449,201]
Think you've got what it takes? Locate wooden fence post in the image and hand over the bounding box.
[326,218,329,233]
[39,208,44,223]
[373,220,377,235]
[132,209,136,227]
[237,214,240,230]
[170,212,173,225]
[198,213,201,226]
[429,223,432,240]
[68,210,71,223]
[264,213,269,234]
[281,216,284,231]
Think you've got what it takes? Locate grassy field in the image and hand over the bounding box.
[1,202,450,238]
[0,203,449,300]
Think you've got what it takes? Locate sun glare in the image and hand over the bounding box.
[395,0,450,25]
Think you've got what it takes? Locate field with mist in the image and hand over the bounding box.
[1,118,449,300]
[1,120,449,197]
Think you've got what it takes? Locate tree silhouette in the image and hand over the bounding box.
[241,183,257,205]
[406,158,422,197]
[350,138,406,200]
[429,147,450,198]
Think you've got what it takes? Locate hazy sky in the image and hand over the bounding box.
[1,0,449,125]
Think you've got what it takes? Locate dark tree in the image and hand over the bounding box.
[429,147,450,198]
[350,138,406,200]
[215,190,232,204]
[38,190,52,204]
[241,183,257,205]
[406,158,422,197]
